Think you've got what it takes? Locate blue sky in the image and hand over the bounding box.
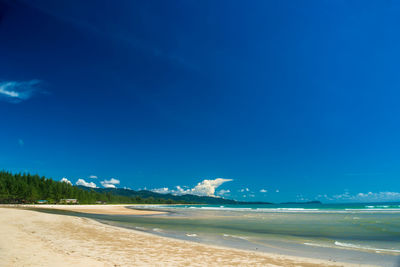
[1,0,400,202]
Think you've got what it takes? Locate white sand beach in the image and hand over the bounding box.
[19,204,166,215]
[0,206,373,267]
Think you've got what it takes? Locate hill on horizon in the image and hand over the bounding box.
[78,186,272,205]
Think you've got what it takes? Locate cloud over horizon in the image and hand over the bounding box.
[100,178,120,188]
[0,80,42,103]
[151,178,233,197]
[76,178,97,188]
[217,189,231,196]
[60,177,72,185]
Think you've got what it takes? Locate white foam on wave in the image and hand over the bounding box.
[195,206,323,213]
[303,242,332,248]
[222,234,249,240]
[305,241,400,254]
[197,207,253,212]
[185,233,198,237]
[334,241,400,253]
[152,228,163,232]
[138,204,400,214]
[345,208,400,212]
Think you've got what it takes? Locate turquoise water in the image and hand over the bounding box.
[33,203,400,266]
[163,202,400,212]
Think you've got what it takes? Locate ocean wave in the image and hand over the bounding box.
[185,233,198,237]
[345,208,400,212]
[305,241,400,254]
[133,204,400,214]
[303,242,332,248]
[222,234,249,240]
[186,206,400,213]
[334,241,400,253]
[364,205,399,209]
[196,207,253,212]
[271,208,319,211]
[188,206,322,212]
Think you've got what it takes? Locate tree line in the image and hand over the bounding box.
[0,171,188,204]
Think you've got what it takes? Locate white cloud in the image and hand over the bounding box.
[0,80,41,103]
[239,188,250,193]
[102,183,116,188]
[150,186,185,195]
[76,179,97,188]
[60,177,72,185]
[105,178,120,184]
[89,175,98,179]
[100,178,120,188]
[217,189,231,196]
[151,187,171,194]
[331,191,400,202]
[276,189,280,193]
[191,178,232,196]
[151,178,233,197]
[316,194,333,201]
[260,189,267,193]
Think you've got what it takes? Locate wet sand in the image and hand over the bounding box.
[20,204,166,215]
[0,207,373,267]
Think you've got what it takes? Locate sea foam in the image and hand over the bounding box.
[334,241,400,253]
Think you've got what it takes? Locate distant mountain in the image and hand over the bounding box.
[79,187,272,205]
[0,170,271,205]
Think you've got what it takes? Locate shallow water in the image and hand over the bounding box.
[32,203,400,266]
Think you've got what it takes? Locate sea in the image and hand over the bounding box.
[35,202,400,266]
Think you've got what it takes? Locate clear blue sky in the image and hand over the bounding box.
[1,0,400,202]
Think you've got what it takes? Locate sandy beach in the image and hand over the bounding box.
[0,206,372,267]
[17,204,166,215]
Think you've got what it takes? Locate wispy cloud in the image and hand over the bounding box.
[217,189,231,197]
[0,80,42,103]
[60,177,72,185]
[89,175,98,179]
[260,189,267,193]
[76,178,97,188]
[152,187,171,194]
[151,178,233,197]
[100,178,120,188]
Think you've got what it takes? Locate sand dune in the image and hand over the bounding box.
[0,207,371,267]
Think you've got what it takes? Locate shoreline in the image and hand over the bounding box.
[0,206,373,266]
[8,204,167,215]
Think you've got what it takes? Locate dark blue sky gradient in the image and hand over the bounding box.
[1,0,400,202]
